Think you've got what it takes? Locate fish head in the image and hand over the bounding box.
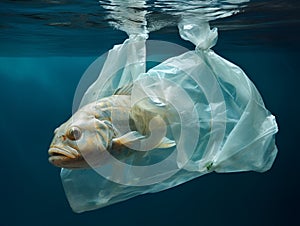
[48,109,115,169]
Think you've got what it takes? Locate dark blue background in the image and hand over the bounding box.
[0,10,299,226]
[1,42,299,226]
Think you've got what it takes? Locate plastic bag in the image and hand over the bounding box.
[60,18,278,213]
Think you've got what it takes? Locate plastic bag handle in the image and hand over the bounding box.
[178,18,218,50]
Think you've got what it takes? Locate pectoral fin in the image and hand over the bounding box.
[156,137,176,149]
[112,131,176,151]
[112,131,145,147]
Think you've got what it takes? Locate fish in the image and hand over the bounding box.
[48,84,176,169]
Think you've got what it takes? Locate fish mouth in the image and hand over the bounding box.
[48,146,79,160]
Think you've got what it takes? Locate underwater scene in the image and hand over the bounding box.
[1,0,299,225]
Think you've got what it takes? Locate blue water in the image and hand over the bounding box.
[1,0,299,225]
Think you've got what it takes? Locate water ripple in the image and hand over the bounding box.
[0,0,299,55]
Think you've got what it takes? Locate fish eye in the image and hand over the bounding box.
[66,126,82,141]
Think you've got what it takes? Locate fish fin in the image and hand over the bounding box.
[112,131,145,147]
[113,84,133,95]
[156,137,176,149]
[112,132,176,150]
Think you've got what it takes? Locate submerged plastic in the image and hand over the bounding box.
[60,18,278,213]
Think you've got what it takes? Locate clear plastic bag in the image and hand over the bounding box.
[60,18,278,213]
